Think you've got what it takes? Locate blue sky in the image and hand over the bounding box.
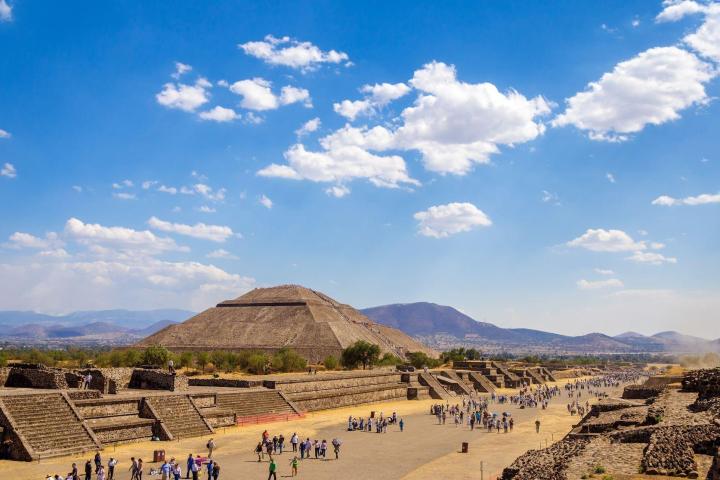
[1,0,719,337]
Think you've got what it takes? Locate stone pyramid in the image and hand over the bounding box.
[138,284,437,362]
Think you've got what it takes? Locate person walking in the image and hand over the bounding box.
[190,458,199,480]
[186,454,193,479]
[96,465,106,480]
[290,433,298,452]
[85,460,92,480]
[206,438,216,458]
[206,459,213,480]
[129,458,138,480]
[211,462,220,480]
[289,456,298,477]
[255,442,264,462]
[107,458,117,480]
[94,452,102,474]
[331,438,341,460]
[173,462,181,480]
[535,419,541,433]
[136,459,144,480]
[267,459,277,480]
[399,418,404,432]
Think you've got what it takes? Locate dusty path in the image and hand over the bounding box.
[1,379,623,480]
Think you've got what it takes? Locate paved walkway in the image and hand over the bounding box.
[0,380,623,480]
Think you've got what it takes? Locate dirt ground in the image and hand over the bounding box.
[0,379,624,480]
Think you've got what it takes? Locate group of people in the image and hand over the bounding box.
[47,452,116,480]
[346,411,403,433]
[430,401,516,432]
[253,429,343,478]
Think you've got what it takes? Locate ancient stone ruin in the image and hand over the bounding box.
[502,368,720,479]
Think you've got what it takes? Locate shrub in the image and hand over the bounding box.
[195,351,209,373]
[323,355,339,370]
[377,353,401,366]
[123,349,141,367]
[179,351,194,369]
[406,351,441,369]
[272,348,307,373]
[247,353,269,374]
[141,345,170,367]
[593,465,606,474]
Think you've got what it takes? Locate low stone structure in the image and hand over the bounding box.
[501,438,589,480]
[128,369,188,391]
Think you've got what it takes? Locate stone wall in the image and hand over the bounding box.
[129,369,188,391]
[641,424,720,477]
[77,368,134,394]
[188,378,262,388]
[271,373,402,394]
[75,399,142,419]
[91,421,154,444]
[622,384,663,400]
[290,385,408,411]
[4,365,70,389]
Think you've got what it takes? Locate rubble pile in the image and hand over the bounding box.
[641,425,720,477]
[501,438,589,480]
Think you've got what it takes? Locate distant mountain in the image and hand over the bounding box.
[362,302,719,354]
[0,309,191,345]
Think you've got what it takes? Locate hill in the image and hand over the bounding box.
[361,302,718,354]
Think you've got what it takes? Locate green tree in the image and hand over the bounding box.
[247,353,269,374]
[141,345,170,367]
[406,351,441,369]
[271,348,307,373]
[123,349,141,367]
[341,341,381,370]
[195,351,209,373]
[323,355,338,370]
[377,353,401,366]
[179,351,194,369]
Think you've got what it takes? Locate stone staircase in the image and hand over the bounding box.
[440,370,474,395]
[0,393,99,460]
[466,371,497,394]
[146,395,213,439]
[418,372,452,400]
[215,390,298,418]
[492,362,522,388]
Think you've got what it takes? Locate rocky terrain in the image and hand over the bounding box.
[502,368,720,479]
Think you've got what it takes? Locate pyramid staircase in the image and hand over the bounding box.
[440,370,474,395]
[214,390,299,418]
[0,393,100,460]
[417,372,452,400]
[492,362,522,387]
[467,371,497,393]
[146,395,213,439]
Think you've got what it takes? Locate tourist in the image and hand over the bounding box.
[85,373,93,390]
[168,358,175,374]
[289,456,298,477]
[298,438,305,459]
[535,419,541,433]
[320,439,327,458]
[211,462,220,480]
[331,438,341,460]
[255,442,264,461]
[106,458,116,480]
[96,465,105,480]
[68,463,79,480]
[265,439,273,459]
[189,458,199,480]
[206,438,216,458]
[161,460,171,480]
[85,460,92,480]
[399,418,404,432]
[278,434,285,454]
[267,459,277,480]
[313,439,319,458]
[186,454,193,479]
[290,432,298,452]
[94,452,102,473]
[303,438,312,459]
[206,459,214,479]
[136,458,144,480]
[173,462,181,480]
[129,457,138,480]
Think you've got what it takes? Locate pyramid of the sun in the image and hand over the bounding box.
[138,285,438,362]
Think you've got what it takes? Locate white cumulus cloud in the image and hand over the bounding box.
[239,34,350,71]
[229,78,311,111]
[295,118,321,137]
[0,0,12,22]
[65,217,184,254]
[414,202,492,238]
[199,106,239,122]
[1,162,16,178]
[627,251,678,265]
[147,216,234,243]
[652,192,720,206]
[567,228,646,252]
[577,278,624,290]
[553,47,715,141]
[0,128,10,138]
[156,78,211,112]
